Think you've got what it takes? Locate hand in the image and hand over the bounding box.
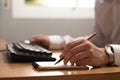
[60,39,110,67]
[29,35,50,49]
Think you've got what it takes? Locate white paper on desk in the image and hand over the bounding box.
[34,62,89,70]
[33,54,93,70]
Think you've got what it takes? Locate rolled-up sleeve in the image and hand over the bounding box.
[48,35,73,50]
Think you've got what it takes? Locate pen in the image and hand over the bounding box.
[54,32,96,65]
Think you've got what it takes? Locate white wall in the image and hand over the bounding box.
[0,0,94,43]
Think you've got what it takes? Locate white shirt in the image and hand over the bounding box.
[49,0,120,66]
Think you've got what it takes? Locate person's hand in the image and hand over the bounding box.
[60,39,110,67]
[29,35,50,49]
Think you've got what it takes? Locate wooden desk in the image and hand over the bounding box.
[1,39,120,80]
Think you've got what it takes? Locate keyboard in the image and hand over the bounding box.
[6,41,56,62]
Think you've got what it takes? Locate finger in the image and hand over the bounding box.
[70,50,90,65]
[70,41,91,54]
[63,51,74,65]
[61,39,85,57]
[29,37,35,43]
[29,36,40,43]
[63,40,91,65]
[63,39,89,65]
[76,58,90,66]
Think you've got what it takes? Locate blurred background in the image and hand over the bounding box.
[0,0,95,43]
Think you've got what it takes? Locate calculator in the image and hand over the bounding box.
[6,41,56,62]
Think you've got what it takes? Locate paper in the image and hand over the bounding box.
[32,54,93,71]
[33,62,89,71]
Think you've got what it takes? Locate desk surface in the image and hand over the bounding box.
[1,39,120,80]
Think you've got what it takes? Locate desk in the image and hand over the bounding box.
[1,39,120,80]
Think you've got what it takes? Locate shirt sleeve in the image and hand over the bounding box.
[48,35,73,49]
[110,44,120,66]
[48,35,89,50]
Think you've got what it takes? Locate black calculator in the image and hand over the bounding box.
[6,41,56,62]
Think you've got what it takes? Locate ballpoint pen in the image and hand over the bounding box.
[54,32,96,65]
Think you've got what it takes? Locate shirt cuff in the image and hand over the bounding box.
[48,35,65,49]
[109,44,120,66]
[48,35,73,50]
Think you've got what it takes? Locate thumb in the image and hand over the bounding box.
[29,37,37,44]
